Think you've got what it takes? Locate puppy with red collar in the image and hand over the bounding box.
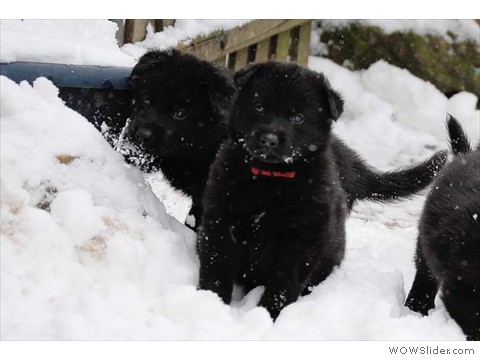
[198,62,350,320]
[198,61,448,320]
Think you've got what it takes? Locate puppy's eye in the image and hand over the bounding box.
[141,95,151,107]
[291,113,305,125]
[254,103,265,114]
[173,109,187,120]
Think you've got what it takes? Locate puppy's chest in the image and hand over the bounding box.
[234,206,298,247]
[232,208,300,283]
[235,210,281,257]
[234,178,302,206]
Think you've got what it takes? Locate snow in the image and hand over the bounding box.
[1,20,480,340]
[319,20,480,44]
[0,20,136,66]
[0,77,199,339]
[0,20,250,66]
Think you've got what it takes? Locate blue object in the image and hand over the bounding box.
[0,61,133,89]
[0,61,134,144]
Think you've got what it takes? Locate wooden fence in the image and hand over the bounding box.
[117,20,312,69]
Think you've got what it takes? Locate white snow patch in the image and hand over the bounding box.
[0,20,136,66]
[308,56,479,169]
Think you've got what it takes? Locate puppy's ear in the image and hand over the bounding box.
[317,74,344,121]
[327,87,344,121]
[207,69,237,119]
[130,49,174,81]
[233,63,263,90]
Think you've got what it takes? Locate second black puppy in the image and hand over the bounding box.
[198,62,349,319]
[405,115,480,340]
[120,49,235,229]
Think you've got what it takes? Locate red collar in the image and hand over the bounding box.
[251,166,296,179]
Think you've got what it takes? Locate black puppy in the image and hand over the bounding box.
[198,62,348,319]
[405,115,480,341]
[198,62,447,319]
[119,49,236,229]
[198,62,446,319]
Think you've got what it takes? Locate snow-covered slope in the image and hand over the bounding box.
[0,77,201,339]
[1,20,480,340]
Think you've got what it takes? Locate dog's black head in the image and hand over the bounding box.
[123,49,236,162]
[231,62,343,165]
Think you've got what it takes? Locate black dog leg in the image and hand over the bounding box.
[258,249,314,319]
[405,241,439,315]
[197,212,242,304]
[258,223,340,320]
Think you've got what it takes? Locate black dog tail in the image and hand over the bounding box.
[355,151,448,205]
[332,137,448,209]
[446,113,472,155]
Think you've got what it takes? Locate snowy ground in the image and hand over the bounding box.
[1,20,480,340]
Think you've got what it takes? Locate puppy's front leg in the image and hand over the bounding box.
[197,215,239,304]
[405,240,438,315]
[259,236,322,320]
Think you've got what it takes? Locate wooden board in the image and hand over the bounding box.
[234,47,249,71]
[124,19,149,44]
[296,22,312,65]
[275,30,291,61]
[179,20,310,62]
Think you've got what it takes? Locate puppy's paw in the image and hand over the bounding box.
[404,294,435,316]
[259,291,288,321]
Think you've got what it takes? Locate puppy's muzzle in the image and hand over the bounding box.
[259,132,280,149]
[126,117,163,147]
[134,127,154,142]
[247,128,287,163]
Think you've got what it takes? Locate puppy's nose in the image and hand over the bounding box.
[135,128,154,142]
[260,132,279,148]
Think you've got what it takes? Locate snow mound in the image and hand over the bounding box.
[0,20,136,66]
[309,56,480,169]
[0,76,269,339]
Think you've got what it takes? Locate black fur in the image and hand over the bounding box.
[119,49,236,229]
[198,62,348,319]
[405,115,480,341]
